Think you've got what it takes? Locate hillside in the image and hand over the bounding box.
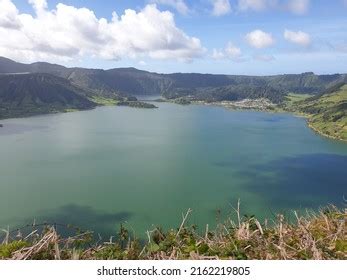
[164,72,346,101]
[163,84,285,103]
[297,84,347,141]
[1,57,346,101]
[0,57,347,136]
[0,73,96,119]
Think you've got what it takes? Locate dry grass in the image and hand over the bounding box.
[1,205,346,260]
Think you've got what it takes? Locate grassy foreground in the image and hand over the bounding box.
[1,205,346,260]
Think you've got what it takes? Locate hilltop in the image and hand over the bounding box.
[1,57,346,101]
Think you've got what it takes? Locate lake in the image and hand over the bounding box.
[0,102,346,238]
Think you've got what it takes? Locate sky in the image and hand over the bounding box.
[0,0,346,75]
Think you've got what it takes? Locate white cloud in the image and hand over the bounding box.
[151,0,189,15]
[225,42,242,58]
[0,0,21,29]
[284,29,311,47]
[238,0,275,11]
[210,0,232,16]
[212,49,225,60]
[0,0,204,63]
[245,30,275,49]
[287,0,310,15]
[212,42,242,61]
[254,54,275,61]
[138,60,147,66]
[28,0,47,12]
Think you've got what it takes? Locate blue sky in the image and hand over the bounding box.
[1,0,347,74]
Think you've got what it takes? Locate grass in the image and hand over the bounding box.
[88,96,119,106]
[299,85,347,141]
[282,93,314,112]
[286,93,314,103]
[64,108,79,113]
[308,116,347,141]
[1,204,345,260]
[280,87,347,141]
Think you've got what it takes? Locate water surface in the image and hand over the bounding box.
[0,103,346,237]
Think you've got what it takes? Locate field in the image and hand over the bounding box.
[299,85,347,141]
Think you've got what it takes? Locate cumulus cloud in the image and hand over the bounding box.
[225,42,242,58]
[211,49,225,60]
[212,42,242,61]
[151,0,189,15]
[0,0,21,29]
[287,0,310,15]
[0,0,204,63]
[210,0,232,16]
[245,30,275,49]
[28,0,47,12]
[284,29,311,47]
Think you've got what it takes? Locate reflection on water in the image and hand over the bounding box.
[232,153,347,209]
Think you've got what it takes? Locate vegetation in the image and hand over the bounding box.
[163,85,286,104]
[0,72,155,119]
[1,205,345,260]
[117,101,158,109]
[0,56,346,141]
[298,85,347,141]
[280,85,347,141]
[0,73,97,119]
[88,96,119,106]
[1,56,346,102]
[282,93,314,110]
[173,97,191,105]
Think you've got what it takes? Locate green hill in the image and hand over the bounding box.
[1,57,346,101]
[1,56,347,134]
[0,73,96,119]
[296,84,347,141]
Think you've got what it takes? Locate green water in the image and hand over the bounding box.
[0,103,346,237]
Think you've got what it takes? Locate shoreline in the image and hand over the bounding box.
[1,97,346,143]
[0,100,157,122]
[191,100,346,142]
[307,122,347,143]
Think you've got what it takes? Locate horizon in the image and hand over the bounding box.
[0,0,346,75]
[1,55,346,76]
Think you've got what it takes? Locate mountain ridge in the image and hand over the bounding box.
[0,56,346,141]
[1,57,346,99]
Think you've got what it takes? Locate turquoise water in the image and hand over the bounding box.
[0,103,346,238]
